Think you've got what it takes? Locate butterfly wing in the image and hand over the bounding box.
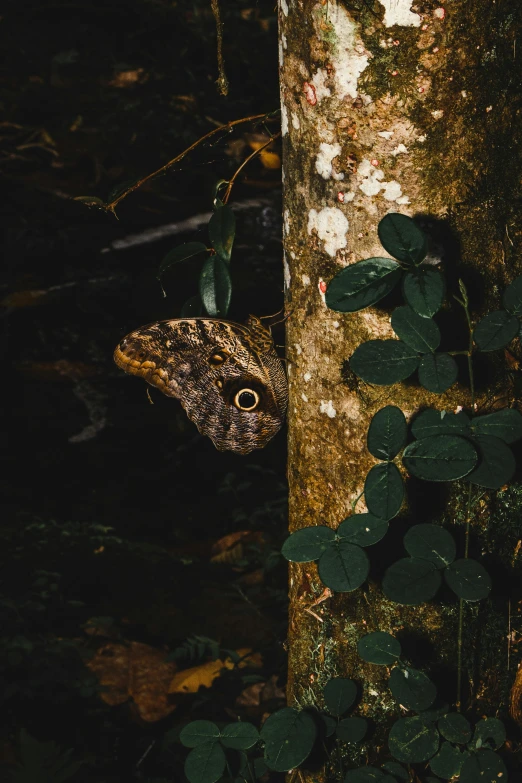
[114,318,287,454]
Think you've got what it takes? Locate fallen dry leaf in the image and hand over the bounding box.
[168,648,262,695]
[87,641,177,722]
[108,68,148,88]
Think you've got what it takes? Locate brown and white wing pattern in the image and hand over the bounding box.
[113,318,288,454]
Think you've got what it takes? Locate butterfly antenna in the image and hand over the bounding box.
[269,309,294,327]
[259,307,284,321]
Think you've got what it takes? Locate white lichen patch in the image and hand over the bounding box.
[283,254,291,291]
[308,207,349,257]
[391,143,408,155]
[311,1,369,101]
[359,166,385,196]
[304,372,312,382]
[283,209,290,235]
[320,400,337,418]
[291,112,300,130]
[282,32,287,49]
[378,0,421,27]
[302,274,311,286]
[310,68,331,102]
[378,130,394,139]
[295,343,302,355]
[357,158,409,204]
[280,0,289,17]
[315,142,341,180]
[279,40,284,67]
[301,392,309,402]
[281,102,289,135]
[382,180,403,201]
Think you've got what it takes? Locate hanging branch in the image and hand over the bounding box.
[210,0,229,96]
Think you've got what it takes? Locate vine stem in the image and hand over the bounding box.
[104,111,275,215]
[456,280,475,711]
[221,131,282,205]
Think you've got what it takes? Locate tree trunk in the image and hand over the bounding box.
[280,0,522,775]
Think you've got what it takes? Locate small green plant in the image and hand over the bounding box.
[157,198,236,317]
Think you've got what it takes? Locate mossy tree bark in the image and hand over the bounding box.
[280,0,522,776]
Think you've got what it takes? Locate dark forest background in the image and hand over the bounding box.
[1,1,288,779]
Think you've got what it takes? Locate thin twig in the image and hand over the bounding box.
[104,112,273,215]
[222,131,282,204]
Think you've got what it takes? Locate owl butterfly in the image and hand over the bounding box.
[114,316,288,454]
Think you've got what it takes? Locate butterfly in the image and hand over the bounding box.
[114,315,288,454]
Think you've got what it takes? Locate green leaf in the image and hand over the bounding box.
[381,761,409,781]
[325,258,402,313]
[503,273,522,315]
[411,410,471,439]
[389,666,437,711]
[344,768,385,782]
[403,524,456,569]
[350,340,419,385]
[367,406,408,460]
[208,205,236,262]
[321,714,337,737]
[260,708,316,772]
[158,242,209,279]
[429,741,469,779]
[377,213,428,265]
[220,723,259,750]
[444,559,491,601]
[365,463,404,520]
[357,631,401,665]
[323,677,357,717]
[471,408,522,444]
[199,256,232,317]
[281,526,335,562]
[336,717,367,743]
[388,716,439,763]
[184,742,226,783]
[402,435,477,481]
[180,295,204,317]
[437,713,472,745]
[337,514,389,547]
[473,310,519,352]
[391,306,440,353]
[418,702,450,724]
[403,268,446,317]
[459,749,508,783]
[472,718,506,751]
[467,435,516,488]
[318,541,369,592]
[180,721,221,748]
[418,353,459,394]
[383,558,441,605]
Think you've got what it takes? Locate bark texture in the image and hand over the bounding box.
[280,0,522,773]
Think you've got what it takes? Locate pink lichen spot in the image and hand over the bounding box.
[337,192,345,203]
[432,46,439,53]
[370,159,379,167]
[319,280,327,294]
[393,40,400,46]
[303,82,317,106]
[418,87,425,93]
[434,7,445,19]
[422,23,429,30]
[391,70,399,76]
